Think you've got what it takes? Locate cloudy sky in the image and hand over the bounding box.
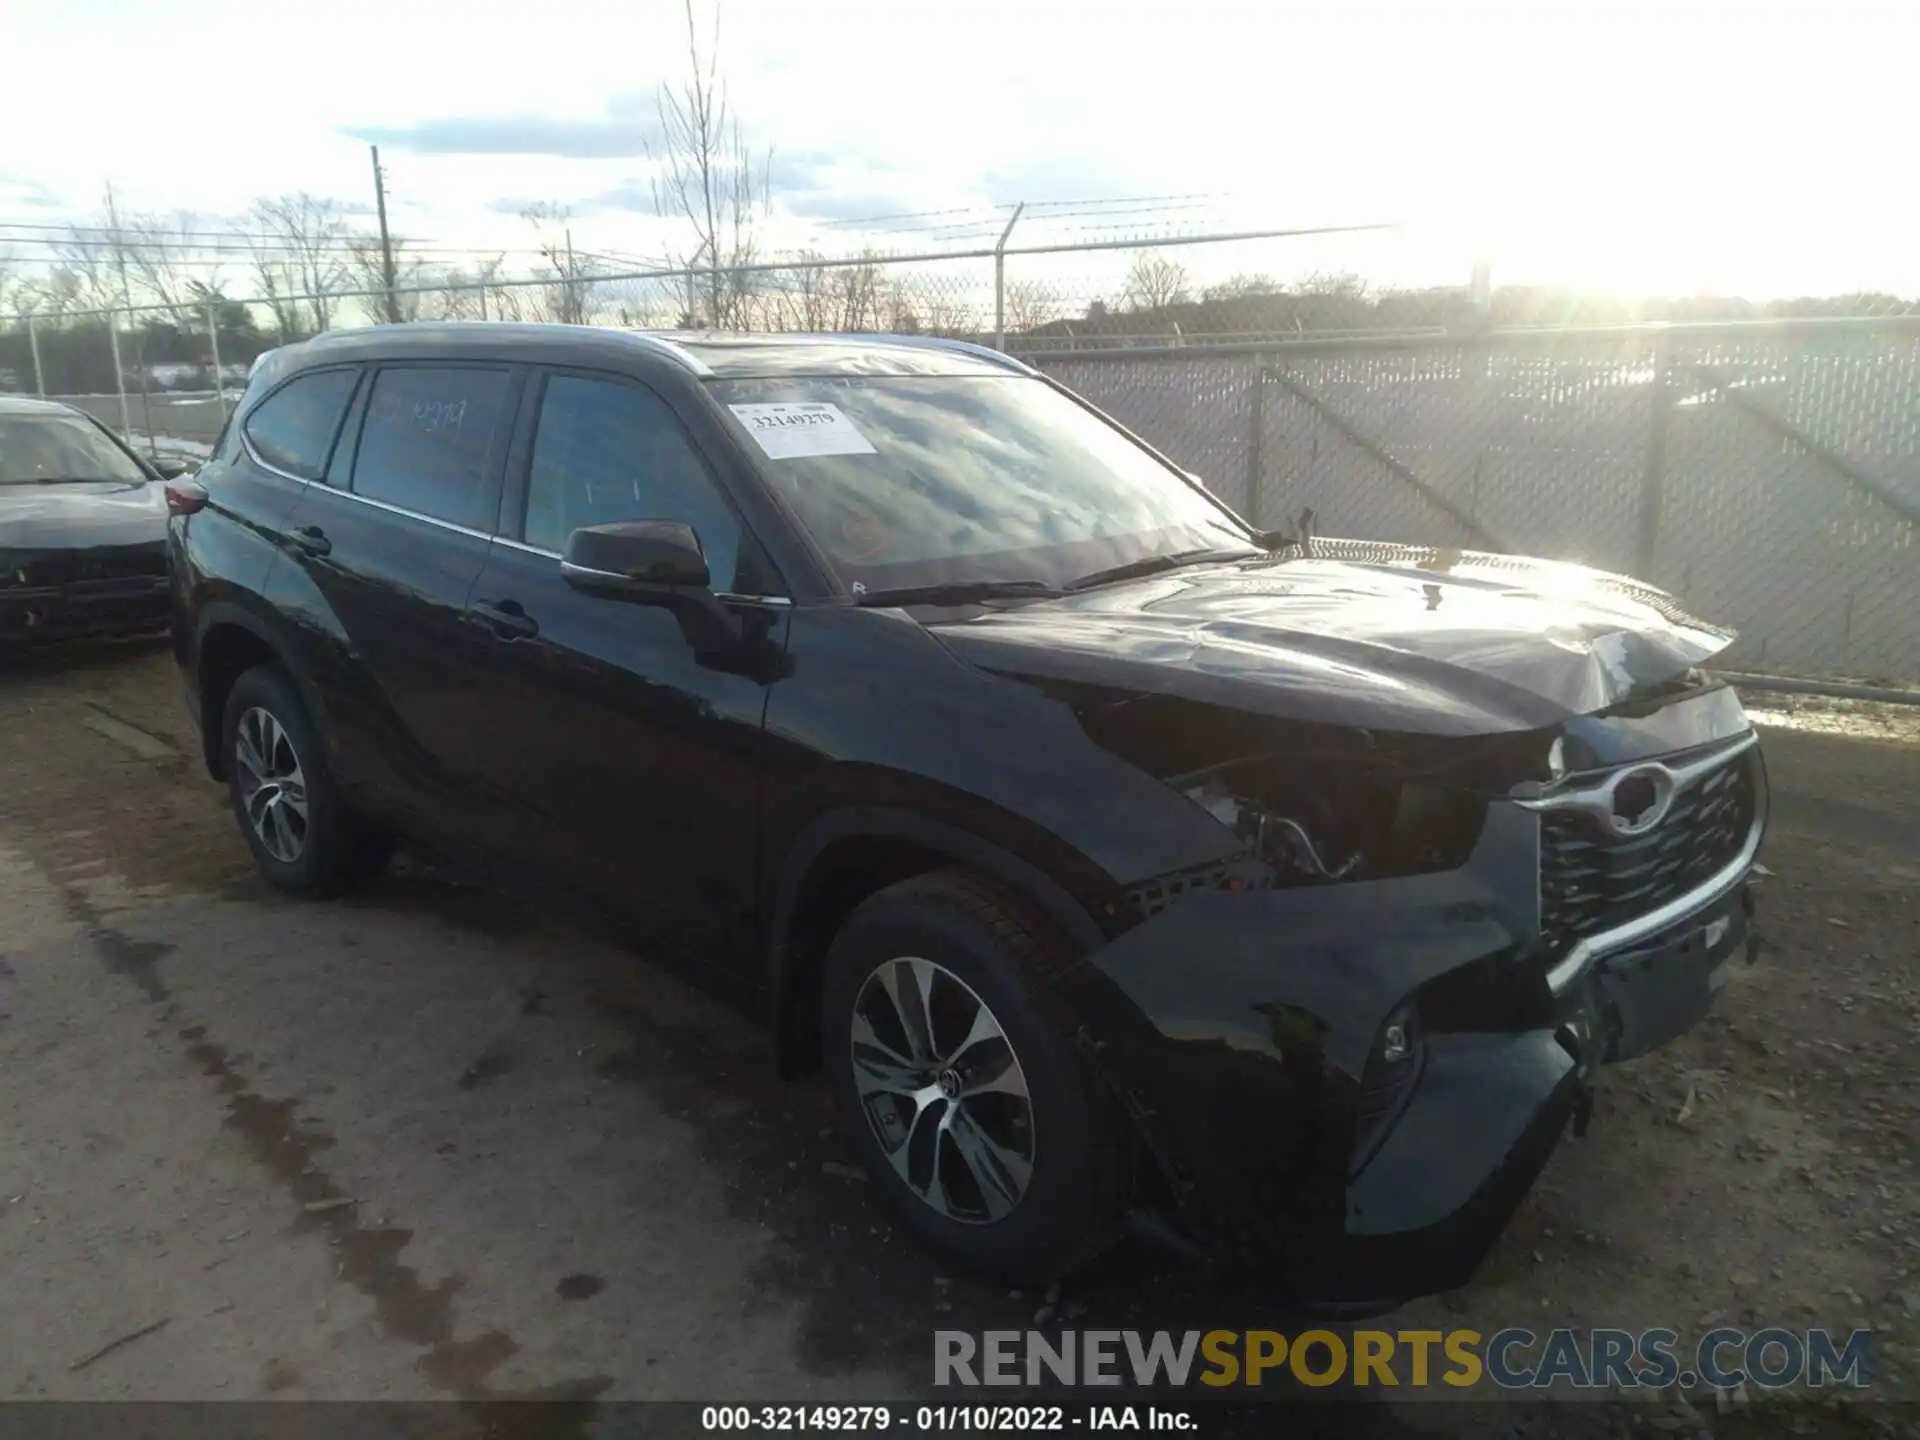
[2,0,1915,301]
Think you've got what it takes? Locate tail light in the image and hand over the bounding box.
[164,479,208,517]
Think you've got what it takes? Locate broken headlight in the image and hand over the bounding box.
[1180,762,1485,886]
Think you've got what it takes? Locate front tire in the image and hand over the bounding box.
[821,869,1127,1283]
[221,663,386,898]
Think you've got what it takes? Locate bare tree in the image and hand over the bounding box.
[121,213,221,326]
[918,292,974,338]
[1202,272,1284,303]
[0,247,14,317]
[1003,280,1057,335]
[248,194,350,336]
[649,0,770,328]
[830,253,887,331]
[1295,269,1369,298]
[433,254,525,322]
[348,234,428,322]
[20,267,92,320]
[49,225,124,314]
[768,252,834,332]
[1122,252,1189,312]
[520,204,605,325]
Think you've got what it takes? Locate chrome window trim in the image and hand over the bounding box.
[239,431,320,488]
[490,534,791,606]
[1531,732,1765,994]
[332,484,495,541]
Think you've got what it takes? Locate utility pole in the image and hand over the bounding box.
[370,145,399,324]
[565,227,579,324]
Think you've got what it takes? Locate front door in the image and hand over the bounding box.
[280,362,519,850]
[460,369,788,960]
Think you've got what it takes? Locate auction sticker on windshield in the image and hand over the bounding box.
[728,402,877,460]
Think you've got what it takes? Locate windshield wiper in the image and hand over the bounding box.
[853,579,1063,607]
[1063,546,1263,592]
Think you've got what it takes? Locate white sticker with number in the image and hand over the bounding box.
[727,402,877,459]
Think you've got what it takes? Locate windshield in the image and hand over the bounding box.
[0,415,149,486]
[708,375,1254,593]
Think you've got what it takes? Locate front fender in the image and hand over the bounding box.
[769,801,1111,966]
[1044,802,1568,1300]
[764,794,1119,1074]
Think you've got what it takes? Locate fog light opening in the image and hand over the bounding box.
[1380,1022,1411,1064]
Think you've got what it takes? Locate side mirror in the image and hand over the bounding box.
[152,456,199,481]
[560,519,743,653]
[561,520,710,594]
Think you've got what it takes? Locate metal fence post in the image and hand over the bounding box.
[108,314,131,440]
[1245,362,1267,525]
[27,314,45,397]
[1637,334,1671,579]
[206,300,228,423]
[993,203,1025,352]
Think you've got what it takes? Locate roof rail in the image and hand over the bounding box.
[846,333,1035,374]
[610,328,714,375]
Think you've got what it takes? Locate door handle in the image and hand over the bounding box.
[470,599,539,640]
[290,524,331,557]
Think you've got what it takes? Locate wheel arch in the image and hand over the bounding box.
[766,805,1112,1079]
[194,599,325,781]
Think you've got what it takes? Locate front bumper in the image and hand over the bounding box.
[0,575,171,645]
[1054,782,1761,1307]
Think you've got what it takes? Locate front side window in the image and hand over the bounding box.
[524,374,742,591]
[0,413,149,485]
[241,368,357,480]
[351,367,508,531]
[708,375,1251,593]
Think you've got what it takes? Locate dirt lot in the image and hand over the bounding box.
[0,643,1913,1434]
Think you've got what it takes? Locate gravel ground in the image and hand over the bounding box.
[0,643,1912,1437]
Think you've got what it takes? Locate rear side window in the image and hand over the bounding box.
[241,369,357,479]
[351,367,508,531]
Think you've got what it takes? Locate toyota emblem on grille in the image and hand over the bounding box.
[1604,764,1676,836]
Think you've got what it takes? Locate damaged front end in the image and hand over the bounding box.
[1037,680,1765,1307]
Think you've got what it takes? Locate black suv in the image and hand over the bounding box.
[168,324,1766,1305]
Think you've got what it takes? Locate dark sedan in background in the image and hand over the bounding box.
[0,396,196,646]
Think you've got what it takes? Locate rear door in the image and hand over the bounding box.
[280,361,520,847]
[458,367,789,955]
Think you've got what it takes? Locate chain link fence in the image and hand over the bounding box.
[1036,319,1920,689]
[3,236,1916,689]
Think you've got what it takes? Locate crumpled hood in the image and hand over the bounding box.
[0,481,168,551]
[928,539,1736,736]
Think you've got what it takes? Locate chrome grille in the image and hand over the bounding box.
[1539,750,1756,954]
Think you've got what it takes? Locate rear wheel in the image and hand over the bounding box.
[821,869,1127,1282]
[221,664,390,897]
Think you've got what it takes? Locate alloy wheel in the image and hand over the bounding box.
[849,956,1035,1225]
[234,706,309,864]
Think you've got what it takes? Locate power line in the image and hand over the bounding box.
[0,232,573,260]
